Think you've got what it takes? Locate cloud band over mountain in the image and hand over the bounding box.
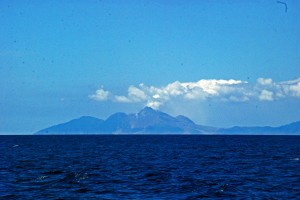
[90,78,300,109]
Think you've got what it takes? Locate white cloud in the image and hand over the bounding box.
[113,86,147,103]
[289,82,300,97]
[257,78,273,86]
[255,77,300,101]
[114,95,131,103]
[153,94,160,99]
[280,78,300,97]
[90,77,300,108]
[184,88,205,100]
[259,90,274,101]
[89,88,110,101]
[127,86,147,102]
[146,101,162,110]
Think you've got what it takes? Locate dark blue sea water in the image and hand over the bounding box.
[1,135,300,199]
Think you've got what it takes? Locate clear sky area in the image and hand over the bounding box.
[1,1,300,134]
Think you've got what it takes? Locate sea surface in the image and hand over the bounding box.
[1,135,300,199]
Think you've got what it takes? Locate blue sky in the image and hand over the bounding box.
[1,0,300,134]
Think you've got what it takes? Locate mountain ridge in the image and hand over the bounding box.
[35,107,300,135]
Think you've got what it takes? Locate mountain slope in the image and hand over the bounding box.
[126,107,208,133]
[36,116,105,135]
[35,107,300,135]
[35,107,215,135]
[276,121,300,134]
[218,121,300,135]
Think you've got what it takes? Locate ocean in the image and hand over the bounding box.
[1,135,300,199]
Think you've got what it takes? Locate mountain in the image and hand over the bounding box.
[276,121,300,134]
[36,107,216,135]
[218,121,300,135]
[36,116,104,134]
[35,107,300,135]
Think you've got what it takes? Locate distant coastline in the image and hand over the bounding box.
[35,107,300,135]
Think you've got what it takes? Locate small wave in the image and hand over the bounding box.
[0,194,17,198]
[75,172,89,180]
[75,188,90,193]
[290,158,299,161]
[60,172,89,183]
[144,171,171,182]
[36,175,48,181]
[43,170,64,175]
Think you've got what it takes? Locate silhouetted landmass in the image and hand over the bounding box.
[36,116,104,134]
[35,107,300,135]
[218,121,300,135]
[36,107,216,135]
